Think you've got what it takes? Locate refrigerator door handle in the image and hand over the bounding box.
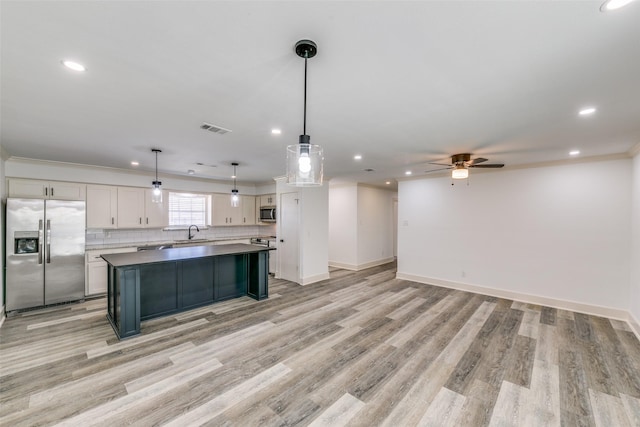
[38,219,44,264]
[46,219,51,264]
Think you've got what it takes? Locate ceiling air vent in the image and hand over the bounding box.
[200,122,232,135]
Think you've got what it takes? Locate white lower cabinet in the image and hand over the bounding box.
[85,247,137,295]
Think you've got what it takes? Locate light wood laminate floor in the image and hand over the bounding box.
[1,263,640,426]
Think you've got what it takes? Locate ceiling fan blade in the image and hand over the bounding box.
[467,157,488,165]
[427,162,452,166]
[424,167,453,173]
[470,163,504,168]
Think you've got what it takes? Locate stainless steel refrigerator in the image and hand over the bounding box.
[6,198,86,311]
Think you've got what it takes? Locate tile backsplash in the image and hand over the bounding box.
[86,224,276,247]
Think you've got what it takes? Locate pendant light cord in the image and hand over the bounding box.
[155,151,158,182]
[303,55,308,136]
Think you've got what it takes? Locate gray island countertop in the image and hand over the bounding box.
[102,243,275,267]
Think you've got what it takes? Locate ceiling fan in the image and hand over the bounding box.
[426,153,504,179]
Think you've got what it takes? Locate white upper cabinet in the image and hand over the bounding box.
[86,185,167,229]
[144,189,168,228]
[259,194,276,206]
[8,179,86,200]
[86,185,118,229]
[241,195,256,225]
[212,194,236,225]
[212,193,255,226]
[117,187,145,228]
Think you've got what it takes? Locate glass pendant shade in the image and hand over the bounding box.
[151,149,163,203]
[287,142,323,186]
[230,189,239,208]
[151,183,163,203]
[451,167,469,180]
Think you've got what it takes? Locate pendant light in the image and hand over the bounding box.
[230,162,240,208]
[151,149,162,203]
[286,40,324,186]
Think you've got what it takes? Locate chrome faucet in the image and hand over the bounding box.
[188,225,200,240]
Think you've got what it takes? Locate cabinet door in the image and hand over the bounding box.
[144,189,168,228]
[49,182,86,200]
[86,185,118,228]
[241,195,255,225]
[229,196,242,225]
[86,262,108,295]
[259,194,276,206]
[117,187,145,228]
[8,179,47,198]
[212,194,231,226]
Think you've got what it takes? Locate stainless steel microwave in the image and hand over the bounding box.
[259,206,276,222]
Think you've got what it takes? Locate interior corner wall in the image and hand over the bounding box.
[328,185,358,267]
[356,186,395,266]
[300,185,329,283]
[397,158,632,313]
[631,152,640,324]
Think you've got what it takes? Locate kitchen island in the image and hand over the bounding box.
[102,244,273,339]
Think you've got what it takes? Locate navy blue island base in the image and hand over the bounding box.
[102,244,273,339]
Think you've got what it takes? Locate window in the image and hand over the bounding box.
[168,192,210,226]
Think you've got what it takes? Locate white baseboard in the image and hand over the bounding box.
[396,272,630,321]
[300,272,331,286]
[329,257,395,272]
[629,311,640,341]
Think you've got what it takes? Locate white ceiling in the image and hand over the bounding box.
[2,1,639,188]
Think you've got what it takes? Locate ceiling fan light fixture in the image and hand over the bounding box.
[151,149,162,203]
[600,0,636,11]
[452,166,469,180]
[287,39,324,187]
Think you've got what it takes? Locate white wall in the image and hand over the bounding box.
[0,145,6,319]
[328,184,396,270]
[300,184,330,284]
[275,177,330,285]
[328,185,358,267]
[357,186,395,266]
[398,158,632,315]
[631,151,640,325]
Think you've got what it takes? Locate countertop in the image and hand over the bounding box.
[102,243,275,267]
[86,235,276,251]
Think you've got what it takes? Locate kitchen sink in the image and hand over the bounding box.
[173,239,210,247]
[137,244,174,251]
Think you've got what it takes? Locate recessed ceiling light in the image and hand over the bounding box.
[600,0,636,11]
[354,155,362,160]
[579,107,596,116]
[569,150,580,156]
[188,169,195,175]
[131,161,139,166]
[271,128,281,135]
[385,181,391,185]
[61,60,86,72]
[405,171,412,176]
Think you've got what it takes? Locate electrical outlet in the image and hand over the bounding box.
[402,220,408,226]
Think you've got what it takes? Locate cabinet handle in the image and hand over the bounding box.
[146,218,149,224]
[45,187,48,196]
[51,187,54,196]
[111,217,114,225]
[139,217,142,225]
